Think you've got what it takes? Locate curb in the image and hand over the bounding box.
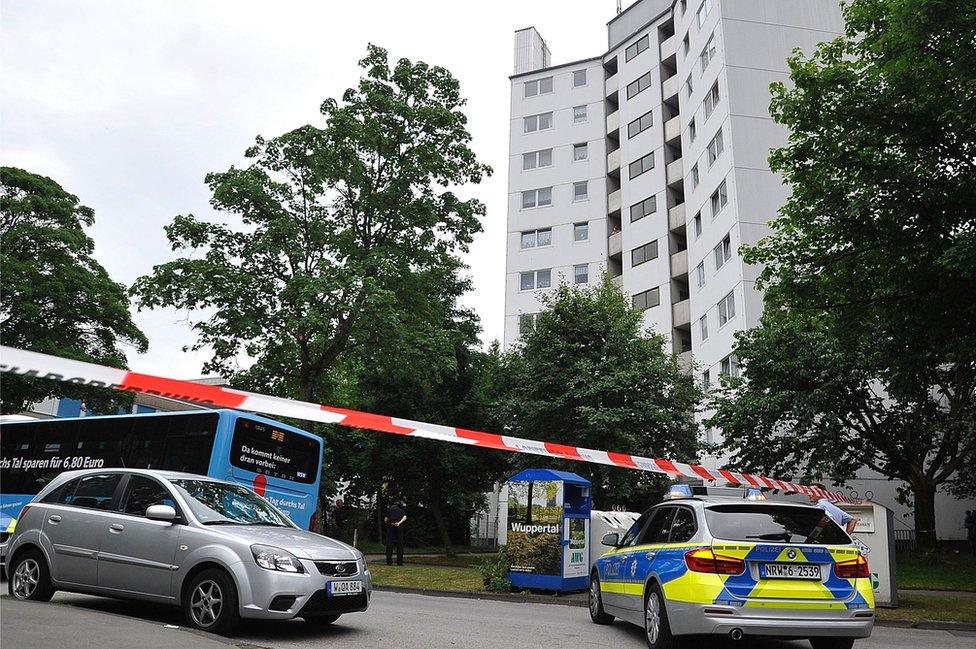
[373,587,976,631]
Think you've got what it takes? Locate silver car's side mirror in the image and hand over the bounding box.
[146,504,177,522]
[601,532,620,547]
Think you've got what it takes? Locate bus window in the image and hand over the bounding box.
[161,414,215,475]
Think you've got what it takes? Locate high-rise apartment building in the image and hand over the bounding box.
[504,2,844,440]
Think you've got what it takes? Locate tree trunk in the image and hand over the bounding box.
[912,479,938,550]
[428,496,455,557]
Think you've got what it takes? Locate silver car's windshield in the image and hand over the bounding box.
[171,479,291,527]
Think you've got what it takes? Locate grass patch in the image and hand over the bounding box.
[368,563,483,592]
[896,550,976,591]
[878,594,976,624]
[356,542,495,556]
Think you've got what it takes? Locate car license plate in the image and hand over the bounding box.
[327,580,363,596]
[760,563,822,580]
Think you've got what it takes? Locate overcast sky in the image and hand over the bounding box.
[1,0,623,378]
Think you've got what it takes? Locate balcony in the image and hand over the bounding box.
[608,230,622,256]
[661,34,678,60]
[678,350,693,375]
[607,149,620,175]
[668,203,686,232]
[606,110,619,135]
[605,73,619,98]
[670,249,688,279]
[666,158,683,186]
[662,74,679,100]
[672,299,691,327]
[611,274,624,288]
[664,115,681,144]
[608,189,621,215]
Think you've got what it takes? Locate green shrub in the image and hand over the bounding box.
[478,548,511,592]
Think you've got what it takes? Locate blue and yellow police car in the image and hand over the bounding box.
[589,485,874,648]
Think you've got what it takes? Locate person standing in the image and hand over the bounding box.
[808,486,858,535]
[965,510,975,556]
[330,499,346,541]
[384,502,407,566]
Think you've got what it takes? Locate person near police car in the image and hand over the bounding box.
[384,501,407,566]
[808,484,858,534]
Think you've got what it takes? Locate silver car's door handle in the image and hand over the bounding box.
[109,523,125,533]
[48,515,62,524]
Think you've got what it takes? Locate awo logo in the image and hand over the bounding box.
[510,522,559,534]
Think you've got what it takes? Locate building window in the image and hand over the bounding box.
[524,76,553,98]
[573,105,588,124]
[702,369,710,388]
[522,148,553,170]
[574,264,589,284]
[706,128,724,166]
[714,232,732,268]
[626,71,652,99]
[689,118,697,142]
[685,74,693,98]
[573,181,589,201]
[632,287,661,311]
[573,143,588,161]
[630,195,657,222]
[700,34,716,73]
[682,34,690,57]
[695,261,705,288]
[704,82,720,118]
[720,354,740,378]
[693,212,703,238]
[697,0,713,28]
[718,291,736,326]
[574,222,589,241]
[699,314,708,340]
[691,163,700,188]
[573,69,587,87]
[523,112,554,133]
[520,269,552,291]
[519,313,538,335]
[521,186,553,209]
[520,228,552,249]
[625,34,650,62]
[628,151,655,179]
[710,179,728,216]
[681,0,688,15]
[627,110,654,138]
[631,240,659,267]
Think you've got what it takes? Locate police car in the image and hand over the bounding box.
[588,485,874,649]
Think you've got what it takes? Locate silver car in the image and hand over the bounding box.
[5,468,371,634]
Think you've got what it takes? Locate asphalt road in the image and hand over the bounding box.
[1,589,973,649]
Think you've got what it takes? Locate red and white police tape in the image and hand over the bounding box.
[0,346,858,504]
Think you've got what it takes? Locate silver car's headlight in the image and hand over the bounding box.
[251,545,305,573]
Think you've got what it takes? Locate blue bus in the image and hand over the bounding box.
[0,410,323,551]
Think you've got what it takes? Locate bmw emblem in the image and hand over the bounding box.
[787,549,797,561]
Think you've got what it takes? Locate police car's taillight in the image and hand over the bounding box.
[834,555,870,579]
[685,548,745,575]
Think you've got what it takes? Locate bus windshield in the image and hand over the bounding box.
[171,479,292,527]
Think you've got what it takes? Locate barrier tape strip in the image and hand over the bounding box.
[0,346,858,503]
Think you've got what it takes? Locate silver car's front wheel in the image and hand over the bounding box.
[12,558,40,600]
[645,590,661,644]
[190,579,223,628]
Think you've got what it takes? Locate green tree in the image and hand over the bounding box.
[131,44,491,405]
[497,279,701,508]
[0,167,147,413]
[708,0,976,547]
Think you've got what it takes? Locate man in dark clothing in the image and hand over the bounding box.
[384,503,407,566]
[330,499,346,541]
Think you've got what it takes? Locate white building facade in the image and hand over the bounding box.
[502,1,974,540]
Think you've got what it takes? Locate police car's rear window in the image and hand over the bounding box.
[704,504,849,545]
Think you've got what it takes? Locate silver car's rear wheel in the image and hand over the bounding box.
[190,579,223,628]
[12,558,40,600]
[645,590,661,644]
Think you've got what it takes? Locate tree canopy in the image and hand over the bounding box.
[709,0,976,546]
[0,167,147,414]
[497,279,701,508]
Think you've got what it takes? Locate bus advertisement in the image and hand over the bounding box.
[0,409,324,561]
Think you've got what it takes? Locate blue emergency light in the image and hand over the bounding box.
[664,484,694,500]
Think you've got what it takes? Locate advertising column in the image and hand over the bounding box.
[506,480,563,578]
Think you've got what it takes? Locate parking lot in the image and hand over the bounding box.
[2,586,973,649]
